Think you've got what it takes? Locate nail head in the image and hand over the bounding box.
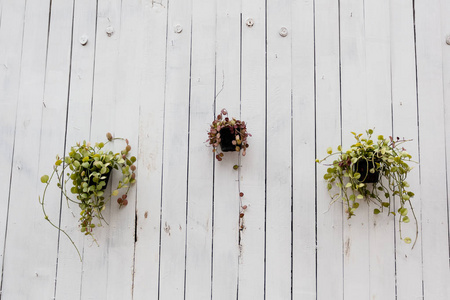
[79,35,88,45]
[279,27,288,37]
[174,25,183,33]
[246,18,254,27]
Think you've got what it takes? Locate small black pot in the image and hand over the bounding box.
[219,127,237,152]
[87,163,112,190]
[354,159,380,183]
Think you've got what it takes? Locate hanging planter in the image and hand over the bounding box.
[39,133,137,260]
[207,108,251,161]
[353,159,380,183]
[316,129,418,248]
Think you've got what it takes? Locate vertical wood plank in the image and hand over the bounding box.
[54,0,100,298]
[265,0,292,298]
[339,0,370,298]
[0,0,27,287]
[101,0,142,298]
[390,0,423,299]
[158,0,192,298]
[238,0,266,298]
[132,1,168,298]
[364,0,396,298]
[315,0,343,298]
[0,0,54,298]
[291,0,316,298]
[415,0,450,298]
[184,0,215,298]
[211,1,241,299]
[38,0,76,299]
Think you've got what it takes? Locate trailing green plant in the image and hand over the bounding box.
[316,129,418,248]
[39,133,137,260]
[207,108,251,161]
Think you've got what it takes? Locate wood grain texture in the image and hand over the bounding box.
[390,0,423,299]
[265,0,292,298]
[291,0,316,298]
[184,0,215,298]
[131,1,168,299]
[315,0,344,299]
[237,0,266,299]
[0,1,448,299]
[0,0,27,289]
[1,0,53,298]
[415,0,450,298]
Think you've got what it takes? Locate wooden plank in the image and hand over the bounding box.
[265,0,292,298]
[415,0,450,298]
[314,0,343,299]
[390,0,423,298]
[339,0,370,298]
[291,0,316,298]
[442,0,450,295]
[53,0,100,299]
[238,0,266,299]
[132,1,168,298]
[0,0,27,288]
[37,0,76,299]
[0,0,55,298]
[100,1,141,299]
[364,0,396,299]
[183,0,215,298]
[158,0,192,298]
[211,1,241,299]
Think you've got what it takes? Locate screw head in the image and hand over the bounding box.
[79,35,88,45]
[106,26,114,36]
[246,18,254,27]
[446,36,450,45]
[174,24,183,33]
[279,27,288,37]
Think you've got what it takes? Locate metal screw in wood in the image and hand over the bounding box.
[79,35,88,45]
[246,18,254,27]
[279,27,288,37]
[106,26,114,37]
[174,25,183,33]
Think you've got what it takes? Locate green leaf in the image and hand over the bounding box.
[356,194,364,199]
[337,145,342,151]
[402,216,410,223]
[382,202,390,207]
[400,208,408,216]
[327,147,332,154]
[345,183,352,188]
[402,194,410,200]
[374,209,380,214]
[352,202,359,208]
[40,175,49,183]
[403,237,411,244]
[55,159,63,166]
[130,156,136,163]
[112,190,119,196]
[81,162,90,168]
[368,129,373,134]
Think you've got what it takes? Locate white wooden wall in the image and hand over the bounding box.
[0,0,449,299]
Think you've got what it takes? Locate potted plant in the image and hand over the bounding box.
[39,133,137,260]
[207,108,251,161]
[207,108,250,233]
[316,129,418,247]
